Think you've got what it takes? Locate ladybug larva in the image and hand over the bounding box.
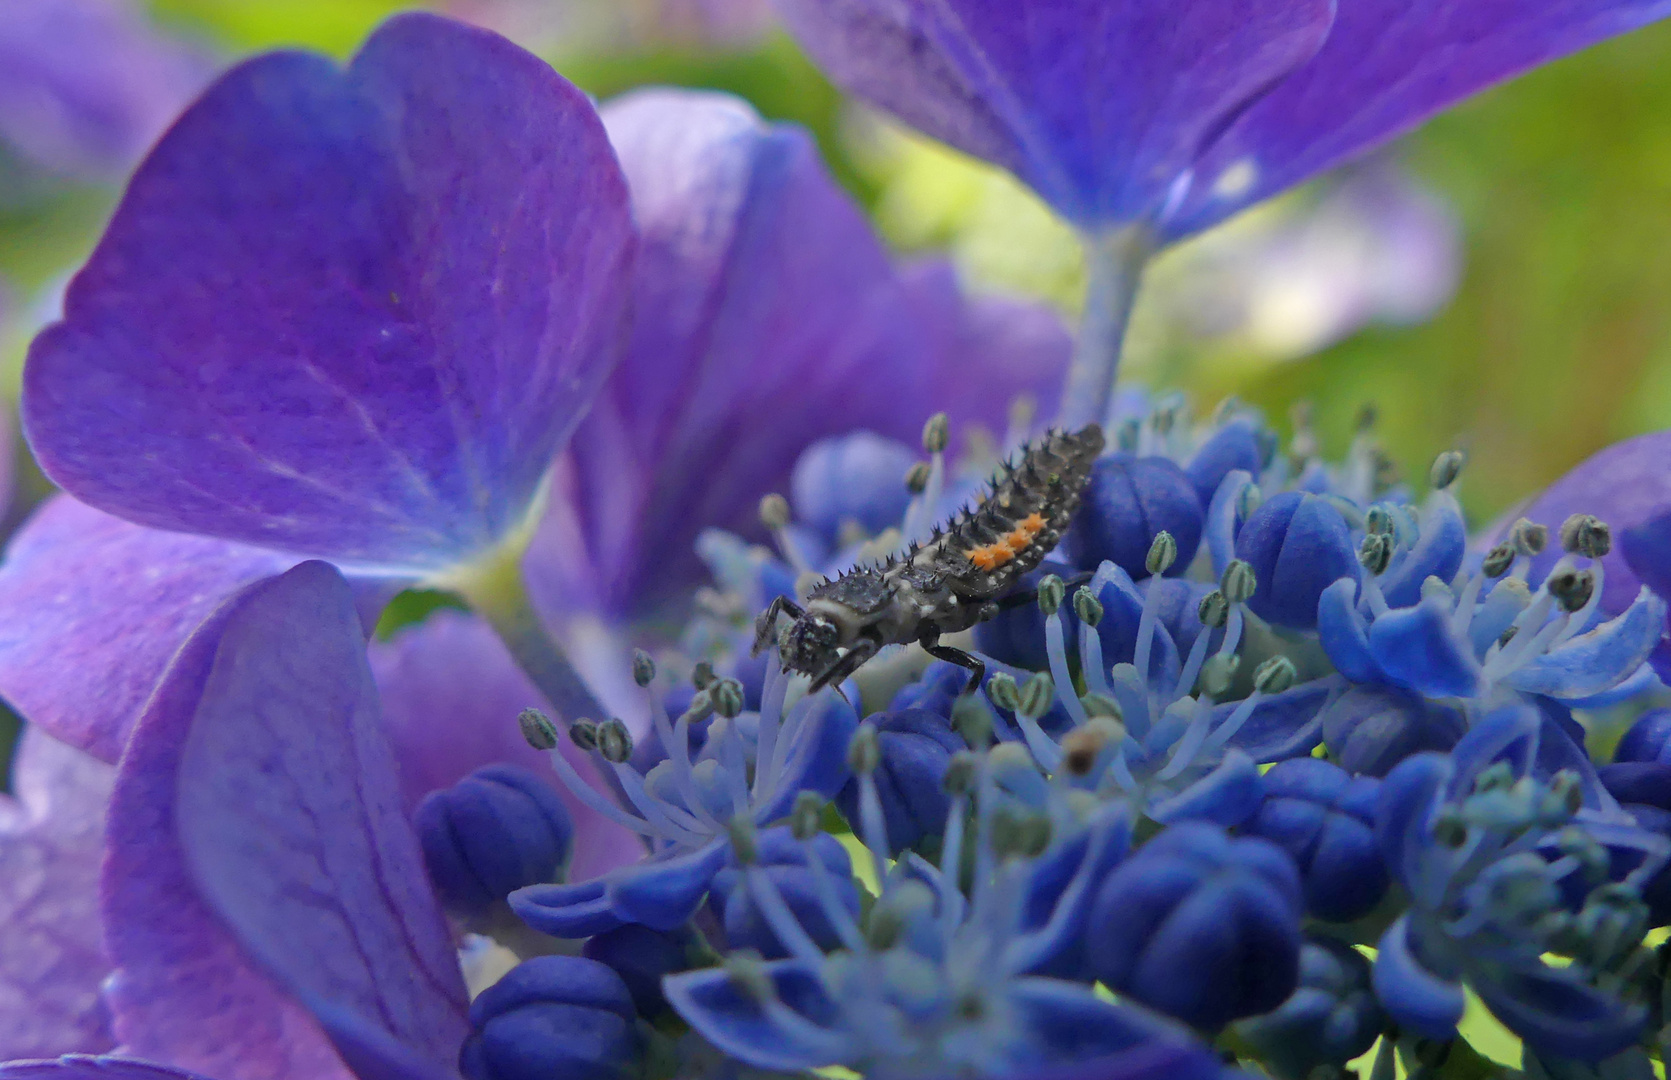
[753,424,1105,691]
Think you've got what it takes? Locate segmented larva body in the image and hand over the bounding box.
[924,424,1105,599]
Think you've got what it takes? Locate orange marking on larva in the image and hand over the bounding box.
[1020,512,1046,533]
[969,548,999,570]
[1005,528,1033,550]
[966,541,1018,570]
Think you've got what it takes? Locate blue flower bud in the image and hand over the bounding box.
[1185,418,1268,509]
[1244,759,1389,922]
[1613,708,1671,764]
[1083,822,1303,1029]
[709,827,860,960]
[790,431,918,540]
[461,955,641,1080]
[1235,938,1384,1079]
[1235,491,1360,628]
[1321,686,1466,777]
[582,924,698,1020]
[415,764,573,921]
[834,708,966,855]
[1069,454,1204,580]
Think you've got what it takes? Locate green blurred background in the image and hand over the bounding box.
[8,0,1671,519]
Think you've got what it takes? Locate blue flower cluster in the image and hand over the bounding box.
[7,7,1671,1080]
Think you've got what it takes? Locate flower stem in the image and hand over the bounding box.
[442,537,608,725]
[1059,226,1151,430]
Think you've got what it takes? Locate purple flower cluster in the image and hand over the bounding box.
[2,5,1671,1080]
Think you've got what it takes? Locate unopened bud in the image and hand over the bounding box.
[710,677,745,719]
[1482,544,1515,579]
[1511,518,1548,557]
[1359,533,1394,576]
[1254,655,1297,695]
[905,461,931,494]
[632,649,657,688]
[943,750,978,796]
[848,724,880,774]
[1073,587,1103,626]
[759,493,791,530]
[597,719,633,764]
[1548,568,1595,613]
[1146,531,1178,576]
[1221,559,1257,604]
[1429,449,1466,491]
[1200,654,1240,698]
[1560,514,1611,559]
[986,672,1021,712]
[569,719,599,753]
[1018,673,1055,719]
[518,708,559,751]
[1197,590,1229,629]
[1365,505,1394,536]
[692,661,717,690]
[922,413,950,454]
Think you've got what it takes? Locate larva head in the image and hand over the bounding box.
[780,611,842,677]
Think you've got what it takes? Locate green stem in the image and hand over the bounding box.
[1059,226,1152,431]
[442,540,607,726]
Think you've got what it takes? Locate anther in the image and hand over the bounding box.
[728,816,760,865]
[1365,505,1394,536]
[1356,403,1379,432]
[1358,533,1394,576]
[1498,625,1518,647]
[518,708,560,751]
[725,950,774,1002]
[758,493,792,531]
[710,677,745,719]
[943,750,979,796]
[1146,531,1178,576]
[1511,518,1548,557]
[1061,717,1123,777]
[1037,574,1065,615]
[632,649,657,688]
[1197,590,1229,628]
[848,724,881,774]
[1200,654,1240,698]
[692,661,717,690]
[1482,543,1515,579]
[1429,449,1466,491]
[986,672,1021,712]
[1073,587,1104,626]
[569,719,600,753]
[790,792,825,841]
[1253,655,1297,695]
[1560,514,1612,559]
[1432,809,1467,848]
[1018,672,1055,719]
[1080,692,1123,722]
[597,720,633,764]
[923,413,950,454]
[1237,484,1263,519]
[905,461,931,494]
[1547,568,1596,613]
[1221,559,1257,604]
[950,696,993,748]
[1116,418,1141,453]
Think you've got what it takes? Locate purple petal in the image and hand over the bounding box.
[1371,916,1464,1041]
[173,562,469,1078]
[1172,0,1671,239]
[1515,431,1671,618]
[0,730,115,1058]
[0,1058,213,1080]
[774,0,1334,227]
[527,88,1066,620]
[0,0,210,180]
[369,611,643,883]
[1504,590,1668,700]
[24,13,633,572]
[102,573,352,1080]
